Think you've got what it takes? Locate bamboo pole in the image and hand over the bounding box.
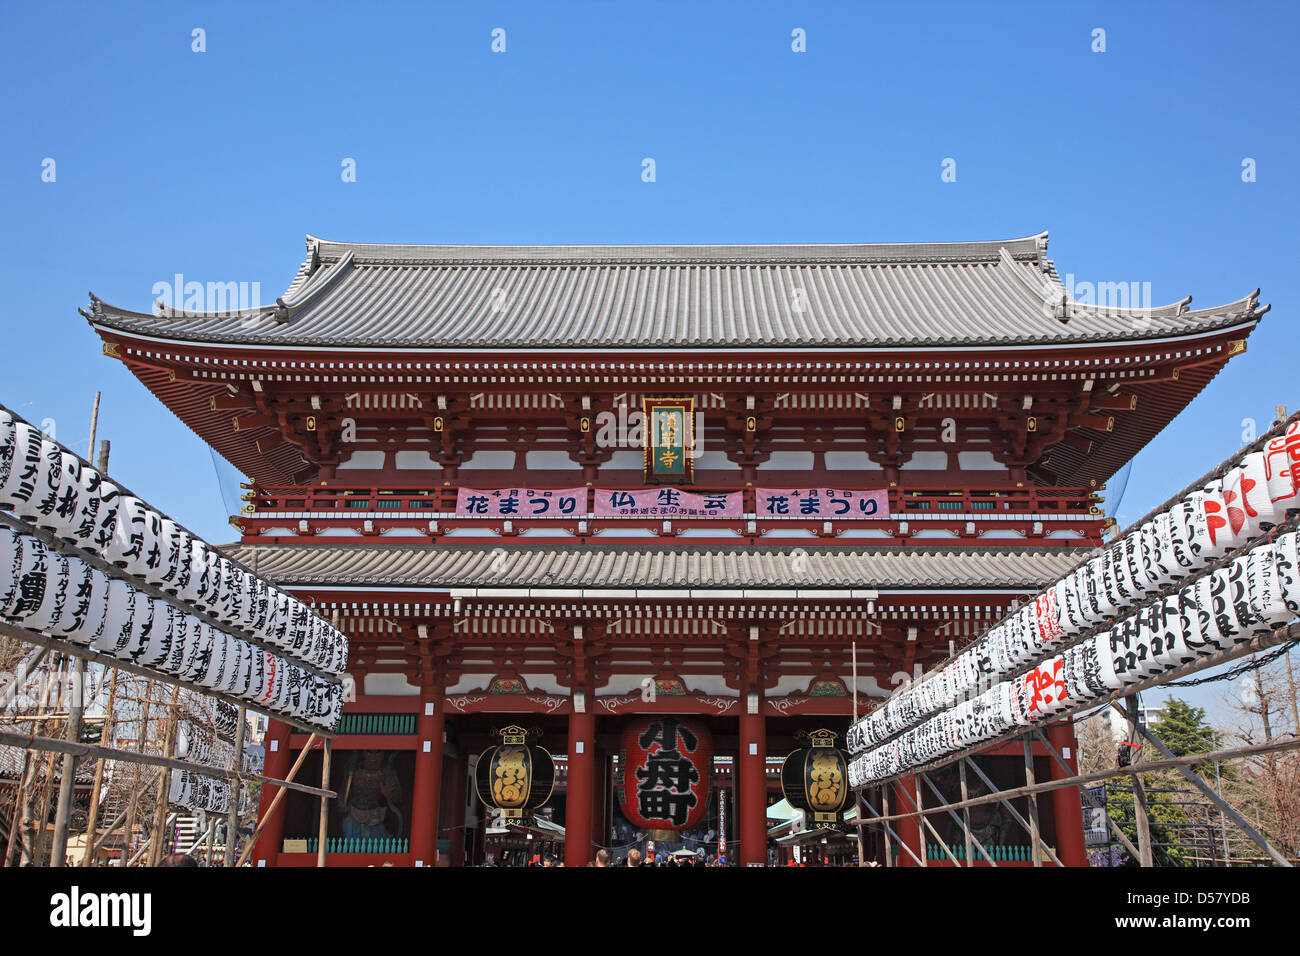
[49,393,102,866]
[224,705,247,867]
[1023,737,1043,867]
[146,685,181,866]
[3,750,31,866]
[0,730,333,798]
[851,641,866,867]
[317,738,331,867]
[79,661,117,866]
[880,785,893,867]
[1126,696,1154,867]
[31,653,69,865]
[958,759,975,867]
[121,681,154,864]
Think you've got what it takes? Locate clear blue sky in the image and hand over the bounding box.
[2,1,1296,721]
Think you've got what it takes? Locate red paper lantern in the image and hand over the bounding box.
[618,716,712,831]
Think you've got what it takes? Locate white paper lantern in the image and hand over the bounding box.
[1165,503,1197,574]
[1033,587,1066,646]
[200,631,233,690]
[1262,425,1300,517]
[1195,572,1240,650]
[17,547,73,632]
[1130,601,1167,680]
[1098,549,1127,612]
[1021,655,1068,721]
[70,470,122,551]
[0,411,15,496]
[1236,452,1277,535]
[109,587,154,661]
[1245,545,1292,628]
[1093,629,1127,690]
[1151,597,1188,670]
[2,531,53,621]
[1199,480,1237,558]
[152,519,190,593]
[1176,494,1218,568]
[0,423,45,513]
[69,565,112,646]
[1273,533,1300,614]
[102,497,150,575]
[133,598,175,665]
[136,603,180,669]
[20,447,84,535]
[92,579,139,656]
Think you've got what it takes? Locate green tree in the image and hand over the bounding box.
[1151,698,1218,760]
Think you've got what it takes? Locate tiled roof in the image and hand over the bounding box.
[216,544,1091,591]
[85,233,1265,350]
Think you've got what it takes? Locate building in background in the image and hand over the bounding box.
[83,232,1265,866]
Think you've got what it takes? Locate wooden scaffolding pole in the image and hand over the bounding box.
[79,661,117,867]
[146,685,181,866]
[317,739,331,867]
[49,393,101,867]
[224,705,247,867]
[1125,696,1155,867]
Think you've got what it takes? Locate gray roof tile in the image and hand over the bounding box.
[217,544,1090,591]
[86,233,1264,350]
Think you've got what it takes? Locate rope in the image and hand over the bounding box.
[1163,640,1299,687]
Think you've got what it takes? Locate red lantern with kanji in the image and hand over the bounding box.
[617,716,712,831]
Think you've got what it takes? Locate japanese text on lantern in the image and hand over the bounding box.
[635,718,700,827]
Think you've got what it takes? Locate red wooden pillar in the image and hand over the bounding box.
[410,684,445,867]
[1049,720,1089,867]
[251,718,292,866]
[894,776,923,867]
[448,753,468,867]
[738,705,767,866]
[565,708,596,866]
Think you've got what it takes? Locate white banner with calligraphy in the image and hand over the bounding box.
[754,488,890,519]
[455,487,586,518]
[594,488,742,518]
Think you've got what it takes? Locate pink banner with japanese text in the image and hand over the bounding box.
[754,488,890,519]
[594,487,743,518]
[455,487,586,518]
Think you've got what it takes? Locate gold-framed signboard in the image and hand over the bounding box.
[642,397,694,484]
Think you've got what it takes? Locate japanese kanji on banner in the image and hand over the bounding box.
[594,487,742,518]
[455,487,586,518]
[643,397,695,484]
[754,487,890,519]
[618,716,712,830]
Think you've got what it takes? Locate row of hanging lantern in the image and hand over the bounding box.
[0,525,344,728]
[471,722,855,833]
[849,418,1300,757]
[176,719,265,775]
[849,531,1300,787]
[0,406,347,678]
[168,768,250,815]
